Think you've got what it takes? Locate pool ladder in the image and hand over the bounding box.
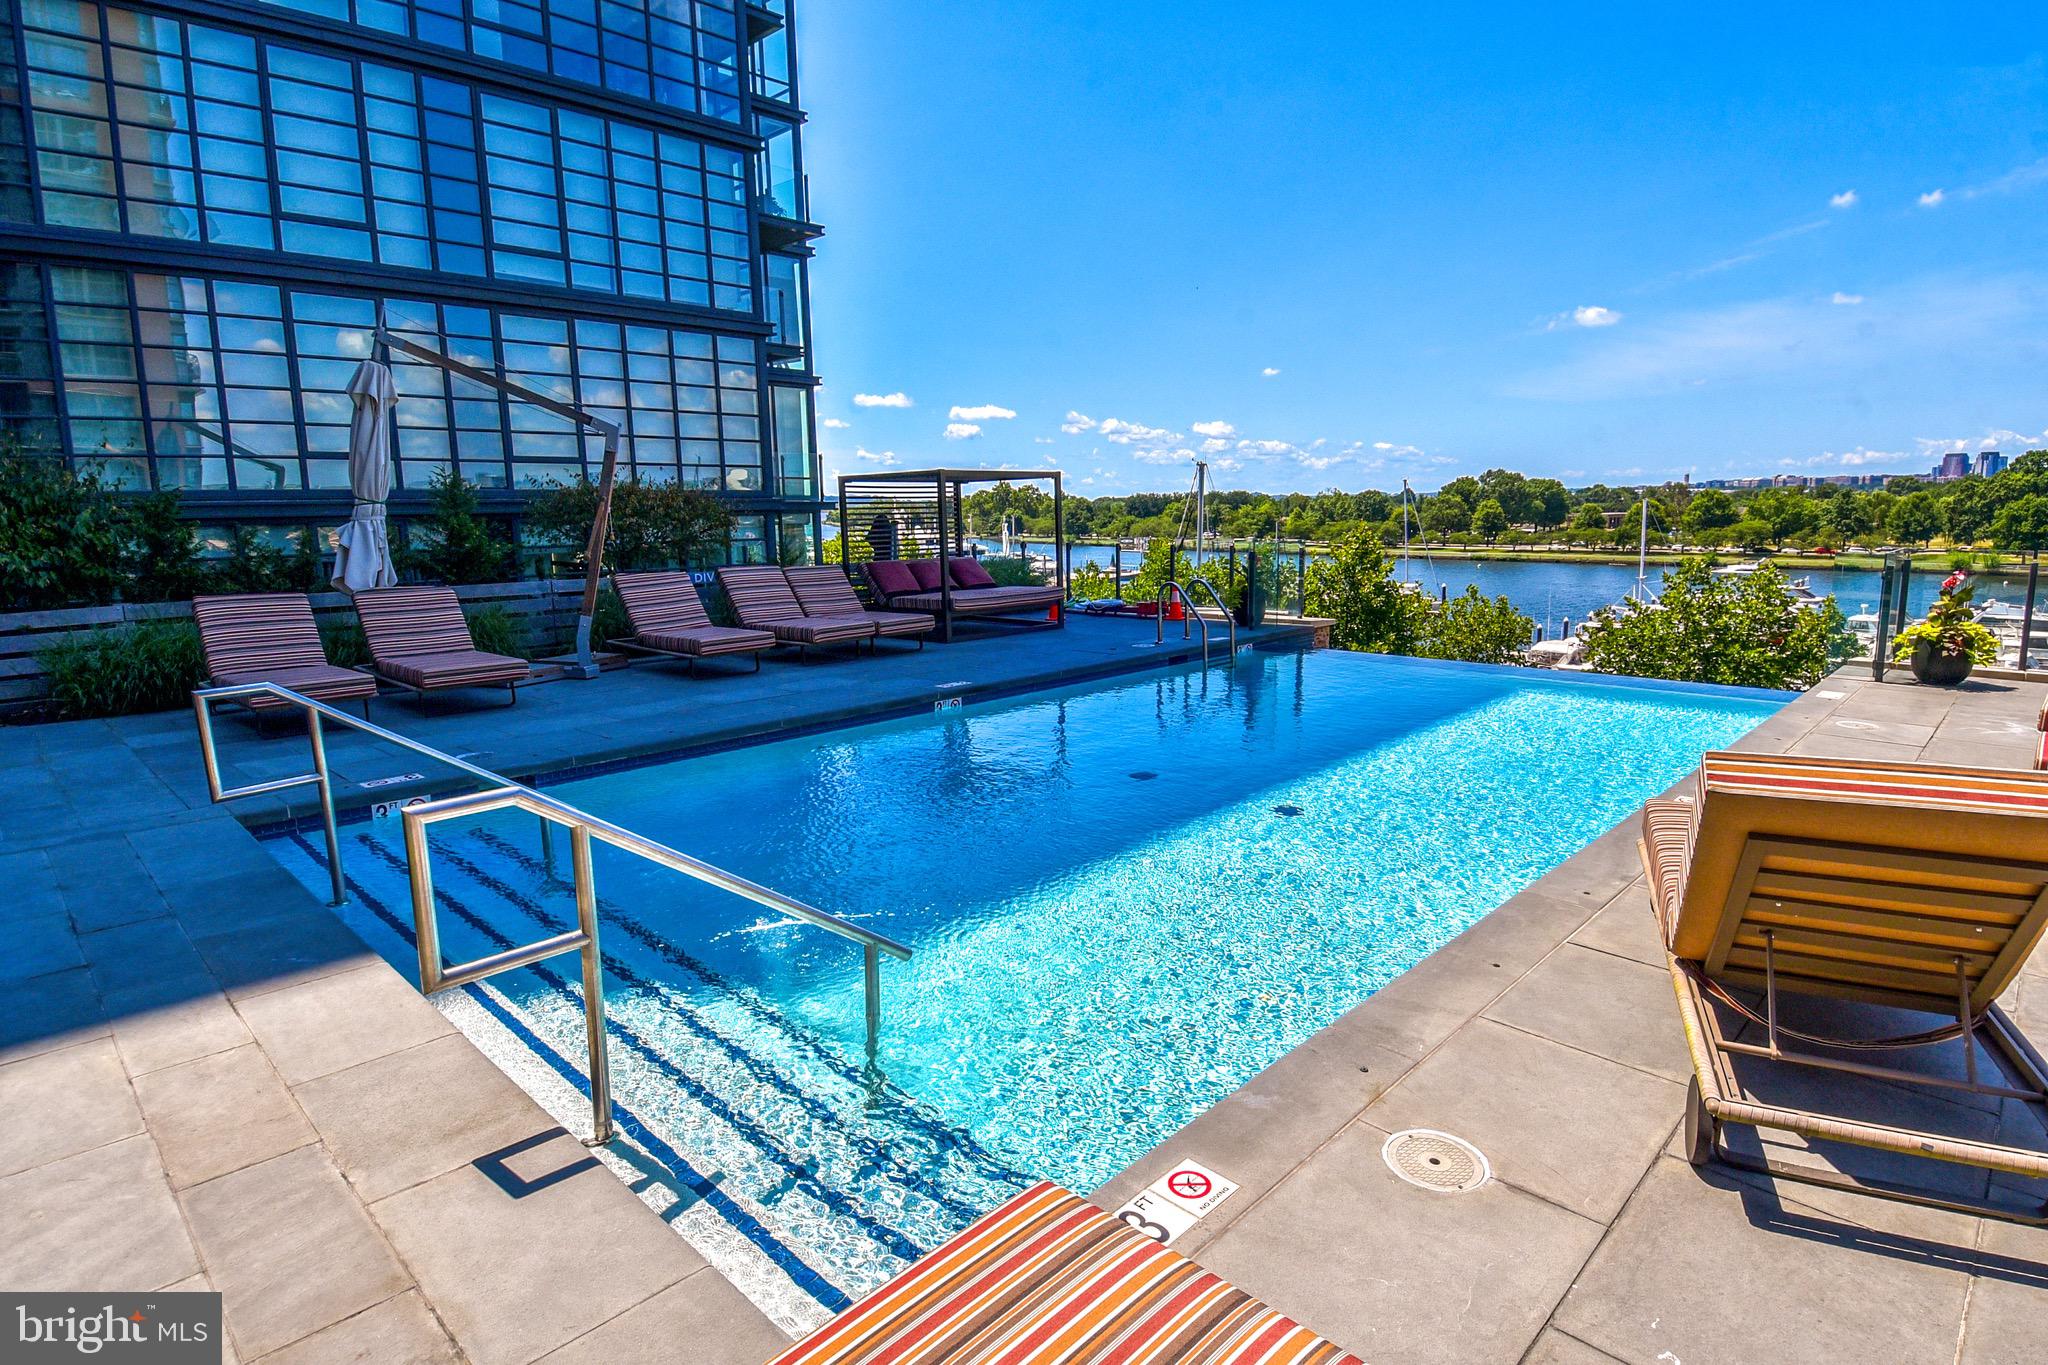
[190,682,911,1147]
[1157,579,1238,666]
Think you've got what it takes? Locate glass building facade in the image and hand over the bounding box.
[0,0,821,562]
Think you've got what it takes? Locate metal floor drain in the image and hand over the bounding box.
[1272,803,1303,817]
[1129,770,1159,781]
[1382,1129,1490,1193]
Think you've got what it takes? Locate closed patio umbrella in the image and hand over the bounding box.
[332,357,398,592]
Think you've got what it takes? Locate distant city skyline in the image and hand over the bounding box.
[798,3,2046,497]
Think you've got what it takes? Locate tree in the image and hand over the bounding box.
[1745,489,1818,548]
[1727,518,1774,552]
[1123,537,1190,607]
[1421,493,1471,540]
[1478,469,1535,524]
[1582,558,1853,690]
[124,491,213,602]
[1941,478,1999,546]
[404,469,519,584]
[1678,489,1738,540]
[1417,587,1532,664]
[1991,495,2048,559]
[1471,498,1509,543]
[1302,530,1427,653]
[1526,478,1571,529]
[526,475,732,573]
[1568,502,1609,531]
[1885,491,1942,548]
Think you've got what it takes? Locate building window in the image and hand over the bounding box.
[13,0,753,312]
[18,261,764,493]
[769,383,811,498]
[245,0,742,123]
[757,115,800,220]
[764,252,805,358]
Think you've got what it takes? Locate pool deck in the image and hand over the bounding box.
[1,637,2043,1363]
[0,613,1304,1365]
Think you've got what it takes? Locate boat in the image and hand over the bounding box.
[1711,559,1831,611]
[1523,637,1591,670]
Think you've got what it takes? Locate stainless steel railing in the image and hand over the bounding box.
[191,682,912,1144]
[1155,579,1238,665]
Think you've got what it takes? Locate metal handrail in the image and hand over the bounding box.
[1184,578,1238,659]
[191,681,912,1143]
[1155,579,1237,665]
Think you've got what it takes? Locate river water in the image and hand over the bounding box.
[993,540,2029,632]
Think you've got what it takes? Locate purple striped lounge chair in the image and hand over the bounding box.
[864,558,1067,643]
[715,565,877,658]
[193,592,378,717]
[611,571,776,673]
[353,585,530,705]
[784,566,933,649]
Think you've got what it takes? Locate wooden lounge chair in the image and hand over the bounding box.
[1641,751,2048,1222]
[193,592,378,717]
[352,585,530,705]
[610,571,776,673]
[715,565,876,659]
[784,565,933,649]
[768,1181,1362,1365]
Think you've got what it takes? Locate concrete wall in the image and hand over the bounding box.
[0,579,595,707]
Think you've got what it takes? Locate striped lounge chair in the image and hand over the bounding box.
[1642,751,2048,1222]
[611,571,776,674]
[715,565,877,659]
[353,585,531,705]
[784,566,934,649]
[192,592,378,717]
[769,1181,1361,1365]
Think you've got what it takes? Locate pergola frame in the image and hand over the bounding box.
[837,468,1065,643]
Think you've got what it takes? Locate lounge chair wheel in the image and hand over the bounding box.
[1683,1075,1716,1167]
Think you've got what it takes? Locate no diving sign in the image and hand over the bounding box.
[1112,1160,1237,1247]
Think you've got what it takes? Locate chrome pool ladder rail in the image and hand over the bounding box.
[1155,579,1237,665]
[190,681,912,1145]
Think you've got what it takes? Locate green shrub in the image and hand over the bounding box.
[405,469,518,585]
[525,476,733,573]
[41,620,206,718]
[124,492,213,602]
[463,604,528,659]
[978,554,1045,587]
[592,587,631,646]
[0,446,129,610]
[319,616,368,668]
[218,527,296,593]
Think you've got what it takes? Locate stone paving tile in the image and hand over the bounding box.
[101,972,252,1077]
[1482,943,1692,1083]
[134,1043,318,1189]
[372,1128,705,1365]
[256,1291,460,1365]
[190,905,379,1002]
[1367,1018,1684,1225]
[5,911,85,982]
[1786,731,1929,763]
[1200,1119,1605,1365]
[0,1036,143,1177]
[80,916,205,994]
[1956,1218,2048,1365]
[0,966,106,1065]
[1564,882,1664,968]
[1554,1157,1975,1365]
[0,849,64,923]
[49,833,173,933]
[536,1270,791,1365]
[295,1033,558,1203]
[0,1133,198,1292]
[1520,1329,1625,1364]
[238,962,455,1086]
[182,1145,412,1360]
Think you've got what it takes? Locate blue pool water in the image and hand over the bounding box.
[265,650,1783,1325]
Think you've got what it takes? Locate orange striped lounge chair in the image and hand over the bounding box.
[611,571,776,674]
[716,565,877,659]
[352,585,531,705]
[768,1181,1361,1365]
[193,592,378,718]
[1641,751,2048,1222]
[784,566,934,650]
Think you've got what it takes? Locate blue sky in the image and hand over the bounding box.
[797,3,2046,495]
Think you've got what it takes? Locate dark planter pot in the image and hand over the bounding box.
[1909,639,1974,687]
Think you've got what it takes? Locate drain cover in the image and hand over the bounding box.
[1129,770,1159,781]
[1382,1129,1490,1193]
[1272,803,1303,817]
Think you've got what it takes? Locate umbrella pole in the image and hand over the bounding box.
[574,425,622,680]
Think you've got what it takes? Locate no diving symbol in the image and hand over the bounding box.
[1166,1169,1211,1202]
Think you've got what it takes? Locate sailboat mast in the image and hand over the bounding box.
[1401,479,1412,579]
[1194,461,1208,569]
[1635,495,1650,602]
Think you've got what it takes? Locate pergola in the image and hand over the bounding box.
[837,468,1066,641]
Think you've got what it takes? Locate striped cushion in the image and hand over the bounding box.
[763,615,877,645]
[194,593,328,677]
[865,611,936,639]
[891,586,1065,616]
[375,649,528,689]
[213,663,377,709]
[785,566,867,617]
[354,586,479,661]
[718,565,807,626]
[615,571,715,637]
[637,624,775,657]
[1698,751,2048,815]
[769,1182,1361,1365]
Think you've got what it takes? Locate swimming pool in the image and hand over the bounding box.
[264,649,1784,1330]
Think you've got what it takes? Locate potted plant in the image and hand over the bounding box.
[1891,573,2000,686]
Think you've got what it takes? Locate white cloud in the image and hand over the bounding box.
[1199,437,1231,453]
[852,446,898,466]
[1099,418,1177,445]
[1033,436,1055,445]
[1191,420,1236,438]
[1132,446,1197,465]
[948,404,1016,422]
[1956,157,2048,202]
[1830,291,1864,305]
[822,417,851,429]
[853,391,913,408]
[1830,189,1858,209]
[1060,411,1096,434]
[1260,367,1281,377]
[1918,189,1945,208]
[1235,438,1294,457]
[1297,455,1342,471]
[1549,304,1623,330]
[942,422,982,440]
